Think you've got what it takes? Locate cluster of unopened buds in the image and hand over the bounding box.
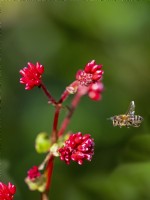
[17,60,104,199]
[59,132,94,165]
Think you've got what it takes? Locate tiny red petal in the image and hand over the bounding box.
[8,183,16,195]
[19,69,26,76]
[84,60,96,73]
[91,65,102,73]
[92,74,102,81]
[36,62,44,74]
[27,62,35,70]
[84,65,92,73]
[94,70,103,75]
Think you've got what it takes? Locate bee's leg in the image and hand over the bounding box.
[134,124,140,127]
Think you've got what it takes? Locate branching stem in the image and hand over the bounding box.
[40,82,57,106]
[58,92,82,137]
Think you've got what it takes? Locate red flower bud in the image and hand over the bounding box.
[58,132,94,165]
[88,81,104,101]
[27,166,41,181]
[0,182,16,200]
[76,60,104,86]
[19,62,44,90]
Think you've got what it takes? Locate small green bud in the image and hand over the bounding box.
[35,132,51,153]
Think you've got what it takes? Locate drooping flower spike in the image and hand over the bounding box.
[19,62,44,90]
[76,60,104,86]
[0,182,16,200]
[58,132,94,165]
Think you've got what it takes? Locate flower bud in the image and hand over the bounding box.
[88,81,104,101]
[19,62,44,90]
[35,132,51,153]
[58,132,94,165]
[76,60,104,86]
[25,174,46,192]
[0,182,16,200]
[27,166,41,181]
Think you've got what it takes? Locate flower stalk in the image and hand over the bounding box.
[40,82,57,106]
[19,60,104,200]
[58,91,82,138]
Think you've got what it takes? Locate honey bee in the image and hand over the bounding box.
[109,101,143,128]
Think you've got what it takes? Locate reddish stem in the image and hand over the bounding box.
[40,82,57,105]
[41,156,54,200]
[51,105,61,143]
[41,104,61,200]
[58,90,69,104]
[41,192,49,200]
[58,81,79,104]
[45,156,54,191]
[58,92,82,137]
[41,82,82,200]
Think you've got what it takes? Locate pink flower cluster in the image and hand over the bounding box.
[0,182,16,200]
[88,81,104,101]
[58,132,94,165]
[19,60,104,100]
[19,62,44,90]
[76,60,103,86]
[27,166,41,180]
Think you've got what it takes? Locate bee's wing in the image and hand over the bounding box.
[126,101,135,115]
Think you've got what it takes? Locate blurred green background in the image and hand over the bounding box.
[1,1,150,200]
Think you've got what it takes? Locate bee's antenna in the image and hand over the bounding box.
[107,117,113,120]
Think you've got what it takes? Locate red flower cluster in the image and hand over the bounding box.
[0,182,16,200]
[19,62,44,90]
[76,60,103,86]
[58,132,94,165]
[27,166,41,180]
[88,81,104,101]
